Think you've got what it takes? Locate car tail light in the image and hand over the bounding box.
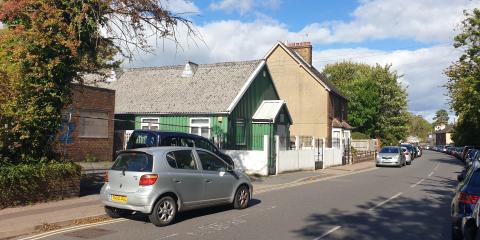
[459,192,480,204]
[104,171,109,182]
[139,174,158,186]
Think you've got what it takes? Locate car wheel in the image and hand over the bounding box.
[451,222,462,240]
[104,206,131,218]
[407,161,411,165]
[233,185,250,209]
[149,196,177,227]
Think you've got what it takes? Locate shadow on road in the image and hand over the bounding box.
[293,154,459,240]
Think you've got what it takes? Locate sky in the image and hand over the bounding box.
[124,0,480,123]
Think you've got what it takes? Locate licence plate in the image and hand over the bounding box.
[111,195,128,203]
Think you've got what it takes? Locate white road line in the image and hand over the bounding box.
[313,226,342,239]
[368,192,403,211]
[19,218,129,240]
[158,233,179,239]
[410,178,425,188]
[428,171,434,177]
[434,163,440,171]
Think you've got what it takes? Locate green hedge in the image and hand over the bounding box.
[0,161,81,208]
[351,132,371,140]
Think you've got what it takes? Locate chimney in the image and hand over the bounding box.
[287,42,312,66]
[181,61,198,78]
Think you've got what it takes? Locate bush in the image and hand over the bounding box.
[85,154,98,163]
[0,161,81,208]
[351,132,371,140]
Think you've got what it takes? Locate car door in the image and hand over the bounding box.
[165,150,204,208]
[196,150,236,203]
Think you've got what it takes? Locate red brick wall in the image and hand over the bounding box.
[56,84,115,162]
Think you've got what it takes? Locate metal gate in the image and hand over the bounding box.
[315,138,324,169]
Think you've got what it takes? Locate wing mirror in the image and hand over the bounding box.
[226,164,234,172]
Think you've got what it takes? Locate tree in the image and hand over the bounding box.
[432,109,449,127]
[0,0,196,164]
[323,62,409,145]
[445,8,480,146]
[407,113,432,142]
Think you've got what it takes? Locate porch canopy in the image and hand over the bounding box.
[252,100,292,124]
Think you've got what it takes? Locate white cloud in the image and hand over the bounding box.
[162,0,200,14]
[209,0,281,15]
[300,0,479,44]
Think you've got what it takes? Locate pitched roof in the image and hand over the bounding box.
[93,60,264,114]
[264,42,347,100]
[252,100,292,123]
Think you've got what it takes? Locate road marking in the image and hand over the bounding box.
[158,233,178,239]
[19,218,129,240]
[410,178,425,188]
[428,171,434,177]
[368,192,403,211]
[434,163,440,171]
[313,226,342,239]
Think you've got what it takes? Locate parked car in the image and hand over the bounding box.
[401,147,413,165]
[126,130,234,167]
[416,146,422,157]
[466,149,480,168]
[401,144,417,159]
[451,163,480,240]
[101,146,252,226]
[376,146,406,167]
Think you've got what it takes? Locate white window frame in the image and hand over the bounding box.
[140,117,160,130]
[190,118,210,139]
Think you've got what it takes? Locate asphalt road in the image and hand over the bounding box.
[28,151,463,240]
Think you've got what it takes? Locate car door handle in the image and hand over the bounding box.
[173,178,182,183]
[205,179,212,183]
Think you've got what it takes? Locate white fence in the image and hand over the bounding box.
[323,148,343,168]
[223,150,269,176]
[277,149,316,173]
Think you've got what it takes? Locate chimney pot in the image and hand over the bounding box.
[287,41,313,65]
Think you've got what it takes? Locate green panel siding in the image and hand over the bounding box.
[160,116,189,132]
[229,65,280,150]
[251,123,272,150]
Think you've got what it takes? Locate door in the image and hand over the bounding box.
[196,150,236,202]
[165,150,204,206]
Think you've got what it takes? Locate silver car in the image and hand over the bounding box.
[100,146,252,226]
[376,146,406,167]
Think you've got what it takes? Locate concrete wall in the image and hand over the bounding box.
[266,45,330,139]
[223,150,269,176]
[277,150,315,173]
[323,148,343,168]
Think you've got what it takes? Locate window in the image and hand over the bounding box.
[161,137,180,146]
[127,131,157,149]
[141,118,159,130]
[195,139,216,153]
[190,118,210,138]
[197,150,227,172]
[79,110,108,138]
[235,119,246,145]
[166,150,197,170]
[111,153,153,172]
[332,130,341,148]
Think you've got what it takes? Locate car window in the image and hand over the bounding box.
[197,150,227,172]
[165,150,197,170]
[180,137,195,147]
[379,147,399,153]
[112,153,153,172]
[128,132,157,149]
[195,139,216,152]
[161,136,181,146]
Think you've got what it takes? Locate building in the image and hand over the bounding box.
[57,84,115,162]
[98,60,292,151]
[265,41,351,150]
[434,124,454,145]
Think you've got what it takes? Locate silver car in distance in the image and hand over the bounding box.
[100,146,252,226]
[376,146,406,167]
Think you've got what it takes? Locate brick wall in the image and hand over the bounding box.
[56,84,115,162]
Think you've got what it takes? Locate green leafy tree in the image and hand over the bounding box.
[432,109,449,127]
[323,62,409,145]
[445,8,480,146]
[0,0,196,164]
[407,113,432,142]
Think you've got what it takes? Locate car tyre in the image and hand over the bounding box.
[406,161,411,165]
[233,185,250,209]
[451,222,462,240]
[104,206,131,218]
[149,196,177,227]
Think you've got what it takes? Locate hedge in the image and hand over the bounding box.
[0,161,81,208]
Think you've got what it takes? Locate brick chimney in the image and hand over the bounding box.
[287,42,312,66]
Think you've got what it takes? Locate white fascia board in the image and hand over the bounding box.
[226,60,266,112]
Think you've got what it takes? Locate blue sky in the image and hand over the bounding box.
[127,0,480,122]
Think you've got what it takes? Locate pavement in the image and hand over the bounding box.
[0,160,375,240]
[15,150,460,240]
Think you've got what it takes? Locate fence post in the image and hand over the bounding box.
[275,135,280,175]
[264,135,269,176]
[295,136,300,150]
[322,138,326,169]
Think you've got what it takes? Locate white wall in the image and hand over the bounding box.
[277,150,315,173]
[323,148,343,168]
[223,150,269,176]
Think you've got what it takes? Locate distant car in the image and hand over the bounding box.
[416,146,422,157]
[101,147,253,226]
[126,130,234,167]
[401,144,417,159]
[376,146,406,167]
[401,147,413,165]
[451,164,480,240]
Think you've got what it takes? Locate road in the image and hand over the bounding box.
[24,151,463,240]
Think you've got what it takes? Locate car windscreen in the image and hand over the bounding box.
[111,153,153,172]
[127,132,158,149]
[379,147,399,153]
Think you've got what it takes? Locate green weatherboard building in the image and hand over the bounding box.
[99,60,292,150]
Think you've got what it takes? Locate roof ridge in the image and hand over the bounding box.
[124,59,263,72]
